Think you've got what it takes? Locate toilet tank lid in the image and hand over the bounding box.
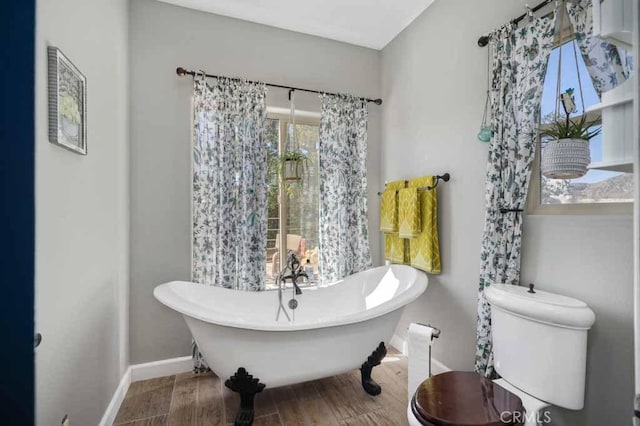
[485,284,595,329]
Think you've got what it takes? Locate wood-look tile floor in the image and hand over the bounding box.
[114,348,409,426]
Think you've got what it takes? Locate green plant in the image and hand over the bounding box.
[540,113,601,141]
[59,93,81,124]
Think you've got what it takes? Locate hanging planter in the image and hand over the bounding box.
[279,151,310,182]
[541,112,601,179]
[477,49,492,143]
[540,3,602,180]
[541,139,591,179]
[477,92,492,142]
[277,89,310,184]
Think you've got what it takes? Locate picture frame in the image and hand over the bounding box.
[48,46,87,155]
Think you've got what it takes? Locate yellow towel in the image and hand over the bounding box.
[407,176,441,274]
[380,189,398,233]
[382,180,407,263]
[398,188,421,239]
[384,235,406,264]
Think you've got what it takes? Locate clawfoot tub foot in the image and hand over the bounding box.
[360,342,387,396]
[224,367,266,426]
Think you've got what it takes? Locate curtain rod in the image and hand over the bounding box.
[477,0,553,47]
[176,67,383,105]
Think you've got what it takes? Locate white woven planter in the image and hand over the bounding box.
[541,138,591,179]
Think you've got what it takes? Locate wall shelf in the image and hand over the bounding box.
[586,76,635,173]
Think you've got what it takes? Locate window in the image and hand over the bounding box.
[528,39,633,214]
[264,114,320,288]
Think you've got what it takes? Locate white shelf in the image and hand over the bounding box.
[588,160,633,173]
[587,74,634,174]
[586,77,634,113]
[593,0,634,50]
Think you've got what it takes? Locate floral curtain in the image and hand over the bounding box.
[191,76,267,372]
[474,14,556,377]
[318,94,372,283]
[192,76,268,291]
[566,0,633,96]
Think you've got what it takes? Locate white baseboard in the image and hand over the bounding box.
[430,357,451,375]
[130,355,193,382]
[99,356,193,425]
[390,334,407,354]
[98,367,131,426]
[390,333,451,375]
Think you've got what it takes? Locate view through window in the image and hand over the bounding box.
[265,117,320,288]
[537,39,632,206]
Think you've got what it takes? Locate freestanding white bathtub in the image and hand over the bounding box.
[154,264,427,390]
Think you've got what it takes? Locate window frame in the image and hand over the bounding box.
[526,36,633,216]
[266,112,321,281]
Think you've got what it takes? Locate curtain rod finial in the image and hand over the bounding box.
[372,99,383,105]
[478,36,489,47]
[176,67,188,77]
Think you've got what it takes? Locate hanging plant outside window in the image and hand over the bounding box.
[541,90,601,141]
[540,87,601,180]
[279,150,311,182]
[278,90,310,183]
[539,5,602,181]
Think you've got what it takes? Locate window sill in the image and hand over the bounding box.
[526,201,633,215]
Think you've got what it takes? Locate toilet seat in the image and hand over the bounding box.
[409,371,525,426]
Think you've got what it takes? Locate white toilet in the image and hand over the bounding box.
[407,284,596,426]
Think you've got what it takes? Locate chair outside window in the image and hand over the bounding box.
[271,234,304,277]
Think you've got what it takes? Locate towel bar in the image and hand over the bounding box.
[377,173,450,196]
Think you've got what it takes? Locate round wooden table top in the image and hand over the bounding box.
[411,371,525,426]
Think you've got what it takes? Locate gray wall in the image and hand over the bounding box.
[129,0,382,363]
[381,1,633,425]
[35,0,129,424]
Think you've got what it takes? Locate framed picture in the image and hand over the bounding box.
[48,46,87,155]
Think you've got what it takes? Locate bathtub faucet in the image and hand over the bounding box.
[279,250,307,295]
[276,251,307,322]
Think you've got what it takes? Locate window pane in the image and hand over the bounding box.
[263,119,320,289]
[538,40,633,206]
[286,123,320,281]
[540,40,599,123]
[540,134,633,205]
[265,118,280,287]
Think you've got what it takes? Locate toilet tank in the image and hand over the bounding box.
[485,284,595,410]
